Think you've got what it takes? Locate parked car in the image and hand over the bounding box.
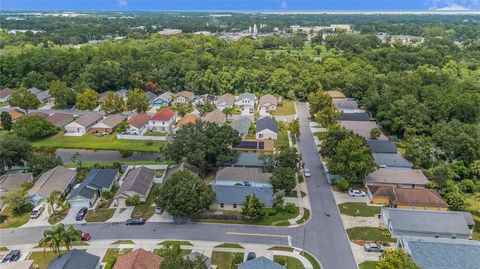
[303,168,311,177]
[126,217,145,225]
[30,206,44,219]
[76,207,88,221]
[1,250,21,263]
[246,252,256,261]
[155,207,164,214]
[348,189,366,197]
[364,243,385,252]
[81,232,92,241]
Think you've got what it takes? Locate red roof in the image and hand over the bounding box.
[0,88,14,99]
[151,108,175,121]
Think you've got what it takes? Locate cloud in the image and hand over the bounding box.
[118,0,128,7]
[436,3,469,9]
[280,1,287,9]
[428,0,480,10]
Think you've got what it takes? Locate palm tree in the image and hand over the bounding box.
[62,225,82,251]
[41,190,62,214]
[39,223,81,254]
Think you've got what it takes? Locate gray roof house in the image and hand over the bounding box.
[204,109,226,125]
[164,163,200,181]
[47,249,100,269]
[231,116,252,137]
[256,116,278,140]
[28,166,77,206]
[28,87,42,95]
[146,90,157,103]
[183,252,211,269]
[36,90,52,103]
[238,257,284,269]
[333,98,359,111]
[337,112,370,121]
[115,166,155,202]
[367,140,398,153]
[373,153,413,168]
[340,120,388,140]
[68,168,119,207]
[364,168,429,188]
[0,173,34,208]
[381,208,474,239]
[226,153,265,168]
[216,93,236,109]
[237,92,256,102]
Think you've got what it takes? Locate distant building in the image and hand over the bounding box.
[158,29,182,35]
[175,90,194,104]
[46,113,74,127]
[149,108,176,133]
[235,93,256,115]
[231,116,252,138]
[256,117,278,140]
[64,112,103,136]
[258,94,277,116]
[216,93,236,110]
[204,109,226,125]
[91,114,127,134]
[152,91,173,109]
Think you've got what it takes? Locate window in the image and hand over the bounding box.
[259,134,263,138]
[233,204,237,209]
[452,234,456,239]
[220,203,224,208]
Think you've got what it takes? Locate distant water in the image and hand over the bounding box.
[55,148,159,164]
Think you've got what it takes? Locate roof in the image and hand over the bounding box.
[367,140,398,153]
[213,184,273,206]
[155,91,173,103]
[340,120,387,140]
[373,153,413,168]
[183,252,211,268]
[337,113,370,121]
[0,173,33,191]
[333,99,359,109]
[175,113,200,128]
[400,237,480,269]
[146,91,157,102]
[238,257,284,269]
[28,87,42,95]
[216,93,236,106]
[28,166,76,197]
[151,108,175,121]
[365,168,428,186]
[256,117,278,133]
[393,188,448,207]
[116,166,154,198]
[113,248,163,269]
[128,113,150,129]
[30,112,49,118]
[258,94,278,106]
[99,91,111,102]
[231,116,252,135]
[47,113,74,125]
[216,167,272,183]
[46,249,100,269]
[177,90,194,99]
[233,140,274,152]
[73,112,103,128]
[69,168,118,199]
[0,88,14,98]
[36,90,51,101]
[164,163,199,181]
[226,153,265,168]
[382,208,473,237]
[237,92,256,102]
[9,108,25,120]
[93,114,126,129]
[204,109,226,124]
[325,90,346,99]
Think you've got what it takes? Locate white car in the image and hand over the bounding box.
[303,169,311,177]
[348,189,366,197]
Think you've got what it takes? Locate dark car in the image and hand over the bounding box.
[246,252,256,261]
[76,207,88,221]
[126,217,145,225]
[1,250,21,263]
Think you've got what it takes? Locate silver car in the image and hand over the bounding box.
[348,189,366,197]
[304,168,311,177]
[364,243,385,252]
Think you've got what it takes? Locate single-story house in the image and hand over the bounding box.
[211,167,273,210]
[127,113,150,135]
[0,173,33,208]
[231,116,252,138]
[216,93,236,110]
[337,112,371,121]
[235,92,256,115]
[28,87,42,95]
[233,139,275,153]
[364,168,428,189]
[325,90,346,99]
[238,257,285,269]
[0,88,14,102]
[194,94,217,106]
[183,252,211,269]
[36,90,53,104]
[258,94,277,116]
[149,108,176,133]
[204,109,226,125]
[175,90,194,104]
[333,98,361,113]
[28,166,77,206]
[146,90,157,105]
[47,249,100,269]
[115,166,155,204]
[381,208,474,239]
[367,185,449,210]
[68,168,119,208]
[367,139,398,154]
[373,153,413,168]
[225,152,265,168]
[91,114,127,134]
[152,91,173,109]
[113,248,163,269]
[174,113,200,130]
[46,113,74,127]
[256,116,278,140]
[340,120,388,140]
[164,163,199,181]
[398,237,480,269]
[64,112,103,136]
[9,108,25,121]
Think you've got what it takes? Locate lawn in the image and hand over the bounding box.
[102,248,132,262]
[85,208,115,222]
[296,208,310,224]
[144,131,167,136]
[313,132,328,140]
[154,248,191,257]
[194,207,299,226]
[159,240,193,246]
[28,251,63,269]
[301,251,322,269]
[275,122,290,149]
[338,203,381,217]
[359,261,378,269]
[272,100,296,116]
[31,132,164,152]
[268,246,294,252]
[211,251,244,269]
[72,241,89,246]
[274,255,305,269]
[131,183,160,220]
[112,240,135,244]
[215,243,244,249]
[0,207,30,229]
[48,207,70,225]
[347,227,396,243]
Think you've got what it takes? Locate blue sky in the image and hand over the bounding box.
[2,0,480,11]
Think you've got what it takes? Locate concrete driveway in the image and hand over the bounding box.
[62,207,86,225]
[107,206,134,223]
[22,205,50,227]
[332,190,369,205]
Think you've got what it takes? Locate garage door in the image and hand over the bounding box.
[68,199,90,208]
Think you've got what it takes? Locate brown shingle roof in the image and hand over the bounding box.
[340,120,388,140]
[0,88,14,99]
[204,109,226,124]
[93,114,126,128]
[46,113,74,125]
[115,166,155,198]
[113,249,163,269]
[75,112,103,127]
[216,93,236,106]
[393,188,448,207]
[30,111,49,118]
[175,113,200,128]
[177,90,194,99]
[365,168,429,186]
[9,108,25,120]
[325,90,346,99]
[258,94,278,106]
[0,173,33,191]
[128,113,150,129]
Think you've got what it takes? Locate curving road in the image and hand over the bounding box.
[0,102,356,269]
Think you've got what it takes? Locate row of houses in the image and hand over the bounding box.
[0,87,53,104]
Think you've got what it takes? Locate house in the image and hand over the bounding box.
[0,88,14,102]
[64,112,103,136]
[337,112,370,121]
[127,113,150,135]
[233,139,275,153]
[36,90,53,104]
[149,108,176,133]
[373,153,413,168]
[367,185,449,210]
[204,109,226,125]
[99,91,111,104]
[256,117,278,140]
[258,94,277,116]
[340,120,388,140]
[46,113,74,127]
[115,166,155,204]
[68,168,119,208]
[183,252,211,269]
[325,90,346,99]
[30,111,49,118]
[381,208,474,239]
[367,140,398,154]
[364,168,428,189]
[235,93,256,115]
[152,91,173,109]
[216,93,236,110]
[231,116,252,138]
[398,237,480,269]
[46,249,100,269]
[28,87,42,95]
[175,90,194,104]
[194,94,217,106]
[113,248,163,269]
[174,113,200,130]
[0,173,33,208]
[238,257,285,269]
[225,153,265,168]
[164,163,199,181]
[8,108,25,121]
[211,167,273,210]
[146,90,157,105]
[91,114,127,134]
[333,98,362,113]
[28,166,77,206]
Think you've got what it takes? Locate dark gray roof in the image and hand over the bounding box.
[69,168,118,199]
[333,99,359,109]
[231,116,252,136]
[337,112,370,121]
[183,252,212,268]
[238,257,284,269]
[256,117,278,133]
[164,163,200,181]
[373,153,413,168]
[116,166,154,198]
[216,167,272,183]
[146,91,157,102]
[212,185,273,206]
[226,153,265,168]
[28,87,42,95]
[367,140,398,153]
[47,249,100,269]
[0,173,33,191]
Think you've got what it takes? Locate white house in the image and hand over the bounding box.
[235,93,256,115]
[127,113,150,135]
[149,108,176,133]
[174,90,194,104]
[258,94,277,116]
[64,112,103,136]
[255,116,278,140]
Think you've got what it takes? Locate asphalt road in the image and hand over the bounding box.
[0,102,357,269]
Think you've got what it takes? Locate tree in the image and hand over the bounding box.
[27,152,63,176]
[70,152,82,168]
[241,194,265,221]
[426,163,455,188]
[0,111,12,132]
[377,248,421,269]
[289,119,300,140]
[49,80,75,108]
[274,147,301,172]
[404,136,436,169]
[156,170,214,217]
[116,121,129,134]
[307,90,340,127]
[273,190,285,210]
[101,92,126,115]
[76,88,99,111]
[1,188,31,215]
[471,160,480,179]
[174,103,194,117]
[13,115,57,140]
[319,127,351,158]
[127,88,150,112]
[441,180,467,211]
[9,87,41,114]
[40,190,62,214]
[370,128,381,139]
[222,107,234,119]
[0,135,32,173]
[198,102,216,117]
[270,167,297,193]
[39,223,81,254]
[160,242,208,269]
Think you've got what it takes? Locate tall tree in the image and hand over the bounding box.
[101,92,126,115]
[270,166,297,193]
[127,88,150,112]
[198,102,216,117]
[9,87,41,114]
[241,194,265,221]
[76,88,99,111]
[27,152,63,176]
[40,190,62,214]
[0,111,12,132]
[377,249,421,269]
[289,118,300,140]
[319,127,352,158]
[1,188,31,215]
[13,115,57,140]
[0,135,32,173]
[307,90,340,128]
[39,223,81,254]
[173,103,194,117]
[49,80,76,108]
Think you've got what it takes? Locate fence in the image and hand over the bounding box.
[117,134,168,141]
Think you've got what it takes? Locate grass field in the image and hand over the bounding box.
[102,248,132,262]
[359,261,378,269]
[214,243,244,249]
[131,183,160,220]
[112,240,135,244]
[347,227,396,243]
[65,160,164,168]
[0,207,30,229]
[338,202,381,217]
[159,240,193,246]
[275,122,290,149]
[85,208,115,222]
[28,251,63,269]
[195,207,298,226]
[48,207,70,225]
[211,251,244,269]
[272,100,296,116]
[274,255,305,269]
[154,248,191,257]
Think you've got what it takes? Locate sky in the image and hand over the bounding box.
[1,0,480,11]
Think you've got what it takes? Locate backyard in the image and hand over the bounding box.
[272,100,296,116]
[338,202,381,217]
[211,251,244,269]
[359,261,378,269]
[131,184,160,220]
[275,122,290,149]
[0,207,30,229]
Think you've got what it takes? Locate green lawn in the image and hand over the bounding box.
[131,184,160,220]
[28,251,63,269]
[313,132,328,140]
[159,240,193,246]
[72,241,89,246]
[112,240,135,244]
[102,248,132,262]
[85,208,115,222]
[0,102,9,107]
[301,251,322,269]
[0,247,9,251]
[215,243,244,249]
[31,132,164,152]
[275,122,290,149]
[347,227,396,243]
[359,261,378,269]
[154,248,191,257]
[0,207,30,229]
[268,246,294,252]
[296,208,310,224]
[194,207,299,226]
[211,251,244,269]
[338,203,381,217]
[274,256,305,269]
[272,100,296,116]
[48,207,70,225]
[144,131,167,136]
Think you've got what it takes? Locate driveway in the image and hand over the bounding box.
[107,206,134,223]
[62,207,86,225]
[332,190,369,205]
[22,205,50,227]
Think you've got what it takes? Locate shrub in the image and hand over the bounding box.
[336,179,350,191]
[102,190,113,199]
[285,203,296,214]
[459,179,477,193]
[297,175,304,183]
[276,256,287,265]
[104,256,117,269]
[232,253,244,265]
[126,195,141,206]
